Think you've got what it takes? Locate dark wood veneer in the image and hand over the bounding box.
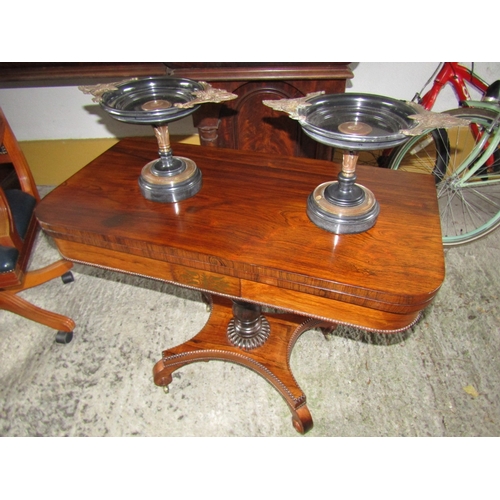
[37,139,444,326]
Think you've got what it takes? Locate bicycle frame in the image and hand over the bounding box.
[412,63,495,167]
[446,100,500,188]
[439,103,500,242]
[417,62,489,110]
[376,63,490,166]
[388,64,500,245]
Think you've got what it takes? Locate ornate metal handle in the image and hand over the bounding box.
[262,91,325,120]
[79,79,139,102]
[79,79,237,106]
[174,82,237,108]
[401,102,471,135]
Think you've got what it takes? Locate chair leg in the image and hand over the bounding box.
[10,260,74,293]
[0,292,75,332]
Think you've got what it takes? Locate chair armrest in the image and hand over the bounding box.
[0,108,40,202]
[0,187,23,250]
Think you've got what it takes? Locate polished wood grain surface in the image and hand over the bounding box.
[36,139,444,331]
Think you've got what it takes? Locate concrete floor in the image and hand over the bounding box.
[1,188,499,438]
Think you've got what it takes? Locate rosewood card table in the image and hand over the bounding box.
[35,139,445,434]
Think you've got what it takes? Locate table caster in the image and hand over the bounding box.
[292,406,314,434]
[61,271,74,284]
[320,323,339,340]
[55,330,73,344]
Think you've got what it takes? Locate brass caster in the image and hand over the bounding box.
[320,324,338,340]
[201,293,212,312]
[163,386,170,394]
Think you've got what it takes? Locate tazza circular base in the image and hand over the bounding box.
[138,156,202,203]
[307,181,380,234]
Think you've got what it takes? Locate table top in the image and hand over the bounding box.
[36,139,445,332]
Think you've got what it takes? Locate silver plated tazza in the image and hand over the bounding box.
[295,92,420,150]
[98,77,206,124]
[81,76,237,203]
[263,92,422,234]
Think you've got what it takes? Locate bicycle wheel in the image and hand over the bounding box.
[389,107,500,246]
[387,128,450,183]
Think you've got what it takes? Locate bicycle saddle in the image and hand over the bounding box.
[483,80,500,103]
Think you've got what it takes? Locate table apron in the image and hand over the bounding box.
[52,237,423,333]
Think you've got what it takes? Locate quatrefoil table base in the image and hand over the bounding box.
[153,294,332,434]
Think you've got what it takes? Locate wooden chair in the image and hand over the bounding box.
[0,107,75,343]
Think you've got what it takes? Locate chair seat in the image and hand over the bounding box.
[0,189,36,273]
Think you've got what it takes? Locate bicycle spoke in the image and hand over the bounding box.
[471,186,500,209]
[458,190,492,232]
[439,183,500,240]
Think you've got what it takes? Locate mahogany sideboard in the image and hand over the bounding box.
[0,62,353,160]
[35,139,445,434]
[168,63,353,159]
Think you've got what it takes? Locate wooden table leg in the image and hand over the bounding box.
[153,294,330,434]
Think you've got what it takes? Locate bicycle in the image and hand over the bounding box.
[387,64,500,246]
[335,63,489,168]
